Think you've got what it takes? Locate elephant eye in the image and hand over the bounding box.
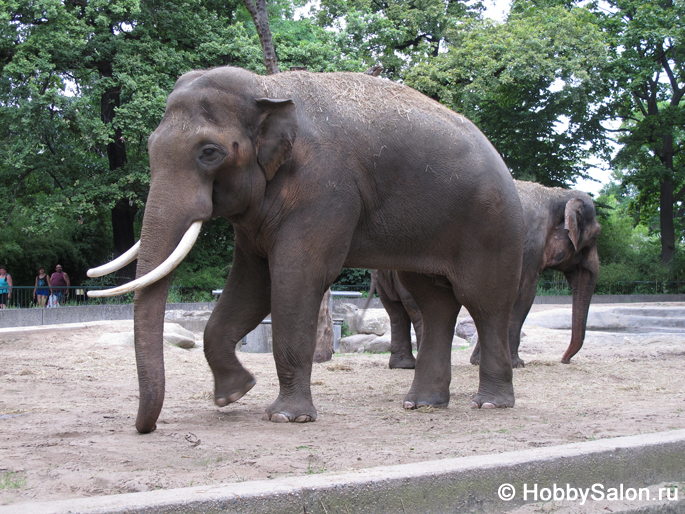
[198,145,225,166]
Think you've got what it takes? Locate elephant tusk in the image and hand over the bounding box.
[87,241,141,278]
[87,221,202,298]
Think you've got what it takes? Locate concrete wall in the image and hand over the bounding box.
[0,302,214,328]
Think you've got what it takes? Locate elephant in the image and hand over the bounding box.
[364,269,423,369]
[87,67,524,433]
[375,180,601,369]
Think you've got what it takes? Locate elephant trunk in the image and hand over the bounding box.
[131,197,198,433]
[562,247,599,364]
[133,276,172,433]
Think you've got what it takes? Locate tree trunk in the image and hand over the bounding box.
[313,288,334,363]
[660,133,676,265]
[111,200,137,283]
[100,63,138,284]
[243,0,280,75]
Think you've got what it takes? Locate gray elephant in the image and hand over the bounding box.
[365,270,423,369]
[88,67,524,433]
[377,180,601,368]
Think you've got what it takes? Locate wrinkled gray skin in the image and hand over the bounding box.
[365,270,423,369]
[380,180,601,370]
[133,67,524,433]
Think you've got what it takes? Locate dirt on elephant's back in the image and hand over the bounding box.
[1,306,684,505]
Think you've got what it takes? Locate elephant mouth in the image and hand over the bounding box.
[86,220,203,298]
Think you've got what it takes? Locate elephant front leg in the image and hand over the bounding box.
[264,243,346,423]
[204,243,271,408]
[265,282,330,423]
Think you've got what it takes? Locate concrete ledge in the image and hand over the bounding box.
[3,430,684,514]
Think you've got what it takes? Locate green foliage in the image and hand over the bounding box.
[405,2,610,186]
[333,268,371,290]
[595,0,685,262]
[313,0,483,80]
[593,191,683,294]
[170,217,234,293]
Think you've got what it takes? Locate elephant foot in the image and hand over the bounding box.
[213,368,256,407]
[469,349,480,366]
[403,388,450,410]
[471,386,515,409]
[263,397,318,423]
[389,353,416,369]
[511,355,525,368]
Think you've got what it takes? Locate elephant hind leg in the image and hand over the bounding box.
[455,273,517,409]
[398,272,460,409]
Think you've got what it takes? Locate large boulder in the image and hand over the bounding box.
[452,336,468,348]
[163,323,196,349]
[456,316,477,340]
[355,308,390,336]
[333,302,361,333]
[97,331,134,347]
[339,334,376,353]
[314,289,334,363]
[364,334,392,353]
[164,310,212,333]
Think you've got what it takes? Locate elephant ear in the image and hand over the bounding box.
[564,198,585,250]
[255,98,298,181]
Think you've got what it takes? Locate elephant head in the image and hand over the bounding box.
[559,196,601,363]
[87,67,298,432]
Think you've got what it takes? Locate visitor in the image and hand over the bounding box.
[51,264,70,304]
[33,266,52,307]
[0,265,12,309]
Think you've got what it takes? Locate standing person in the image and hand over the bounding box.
[33,266,52,307]
[0,265,12,309]
[50,264,70,305]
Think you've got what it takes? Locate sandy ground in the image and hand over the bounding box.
[1,304,685,506]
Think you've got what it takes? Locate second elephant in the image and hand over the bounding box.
[376,180,601,368]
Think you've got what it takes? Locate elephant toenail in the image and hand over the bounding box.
[271,413,290,423]
[403,401,415,410]
[470,401,479,409]
[482,402,497,409]
[261,412,270,421]
[215,397,228,407]
[294,415,311,423]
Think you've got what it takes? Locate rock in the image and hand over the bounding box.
[164,310,212,332]
[163,323,196,349]
[97,331,134,346]
[333,302,360,333]
[314,289,334,363]
[355,308,390,336]
[456,316,477,340]
[364,334,392,353]
[339,334,375,353]
[452,336,468,348]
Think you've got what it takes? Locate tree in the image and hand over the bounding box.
[243,0,280,74]
[405,2,610,186]
[0,0,263,284]
[598,0,685,264]
[313,0,484,80]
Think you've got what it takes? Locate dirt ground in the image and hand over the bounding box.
[1,304,685,507]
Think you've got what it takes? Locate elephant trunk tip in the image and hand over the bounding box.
[135,418,158,434]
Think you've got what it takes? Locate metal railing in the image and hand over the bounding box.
[1,286,134,308]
